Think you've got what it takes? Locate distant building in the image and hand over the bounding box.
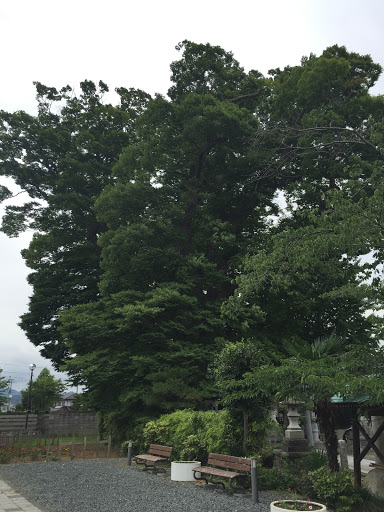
[53,392,76,411]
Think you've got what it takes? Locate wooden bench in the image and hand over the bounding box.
[192,452,251,490]
[135,444,173,473]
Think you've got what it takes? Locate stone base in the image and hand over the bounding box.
[365,468,384,499]
[285,429,305,440]
[274,439,311,468]
[282,438,311,454]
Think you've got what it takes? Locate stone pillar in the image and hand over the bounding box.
[311,412,320,443]
[285,402,304,440]
[338,439,348,469]
[371,416,384,464]
[276,401,310,465]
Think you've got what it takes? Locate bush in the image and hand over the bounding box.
[257,449,328,497]
[258,466,294,490]
[301,449,328,472]
[139,409,238,463]
[309,467,361,512]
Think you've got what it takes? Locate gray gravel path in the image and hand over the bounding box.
[0,458,286,512]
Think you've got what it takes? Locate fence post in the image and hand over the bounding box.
[95,436,99,458]
[251,457,259,504]
[83,436,87,460]
[127,440,133,466]
[58,438,61,461]
[46,441,50,462]
[107,435,111,458]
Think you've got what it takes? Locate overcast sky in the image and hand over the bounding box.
[1,0,384,390]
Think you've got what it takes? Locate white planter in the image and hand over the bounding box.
[270,500,327,511]
[171,461,201,481]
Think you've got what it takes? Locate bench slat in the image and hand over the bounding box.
[136,454,166,462]
[149,444,173,458]
[207,453,251,473]
[208,453,251,466]
[197,466,240,479]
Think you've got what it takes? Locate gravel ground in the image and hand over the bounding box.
[0,458,288,512]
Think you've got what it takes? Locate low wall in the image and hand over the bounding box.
[0,414,38,433]
[38,412,98,435]
[0,412,98,436]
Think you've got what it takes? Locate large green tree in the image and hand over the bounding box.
[20,368,66,411]
[58,41,279,426]
[0,81,150,364]
[222,46,384,470]
[224,45,384,349]
[1,42,383,436]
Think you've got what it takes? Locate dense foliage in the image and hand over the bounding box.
[1,41,384,445]
[214,339,273,455]
[125,408,272,464]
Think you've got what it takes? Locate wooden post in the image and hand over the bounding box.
[58,438,62,462]
[95,436,99,458]
[352,413,361,487]
[71,436,75,459]
[46,442,50,462]
[107,435,111,458]
[83,436,87,460]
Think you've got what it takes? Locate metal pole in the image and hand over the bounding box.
[251,457,259,504]
[127,440,133,466]
[25,364,36,430]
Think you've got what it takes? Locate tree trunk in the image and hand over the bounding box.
[314,400,340,471]
[242,409,249,456]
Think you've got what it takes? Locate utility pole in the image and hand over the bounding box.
[7,377,14,413]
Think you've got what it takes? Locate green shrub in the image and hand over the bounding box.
[258,466,293,490]
[309,467,361,512]
[140,409,237,463]
[301,449,328,472]
[257,450,328,498]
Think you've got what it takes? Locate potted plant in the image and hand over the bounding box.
[270,499,326,511]
[270,488,326,511]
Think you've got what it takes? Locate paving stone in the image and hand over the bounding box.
[0,479,43,512]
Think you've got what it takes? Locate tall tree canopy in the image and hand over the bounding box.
[59,41,279,422]
[1,42,383,433]
[224,45,384,349]
[0,81,150,363]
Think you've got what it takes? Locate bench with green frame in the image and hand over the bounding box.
[192,452,251,490]
[135,444,173,473]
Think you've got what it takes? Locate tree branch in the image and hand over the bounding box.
[224,88,264,103]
